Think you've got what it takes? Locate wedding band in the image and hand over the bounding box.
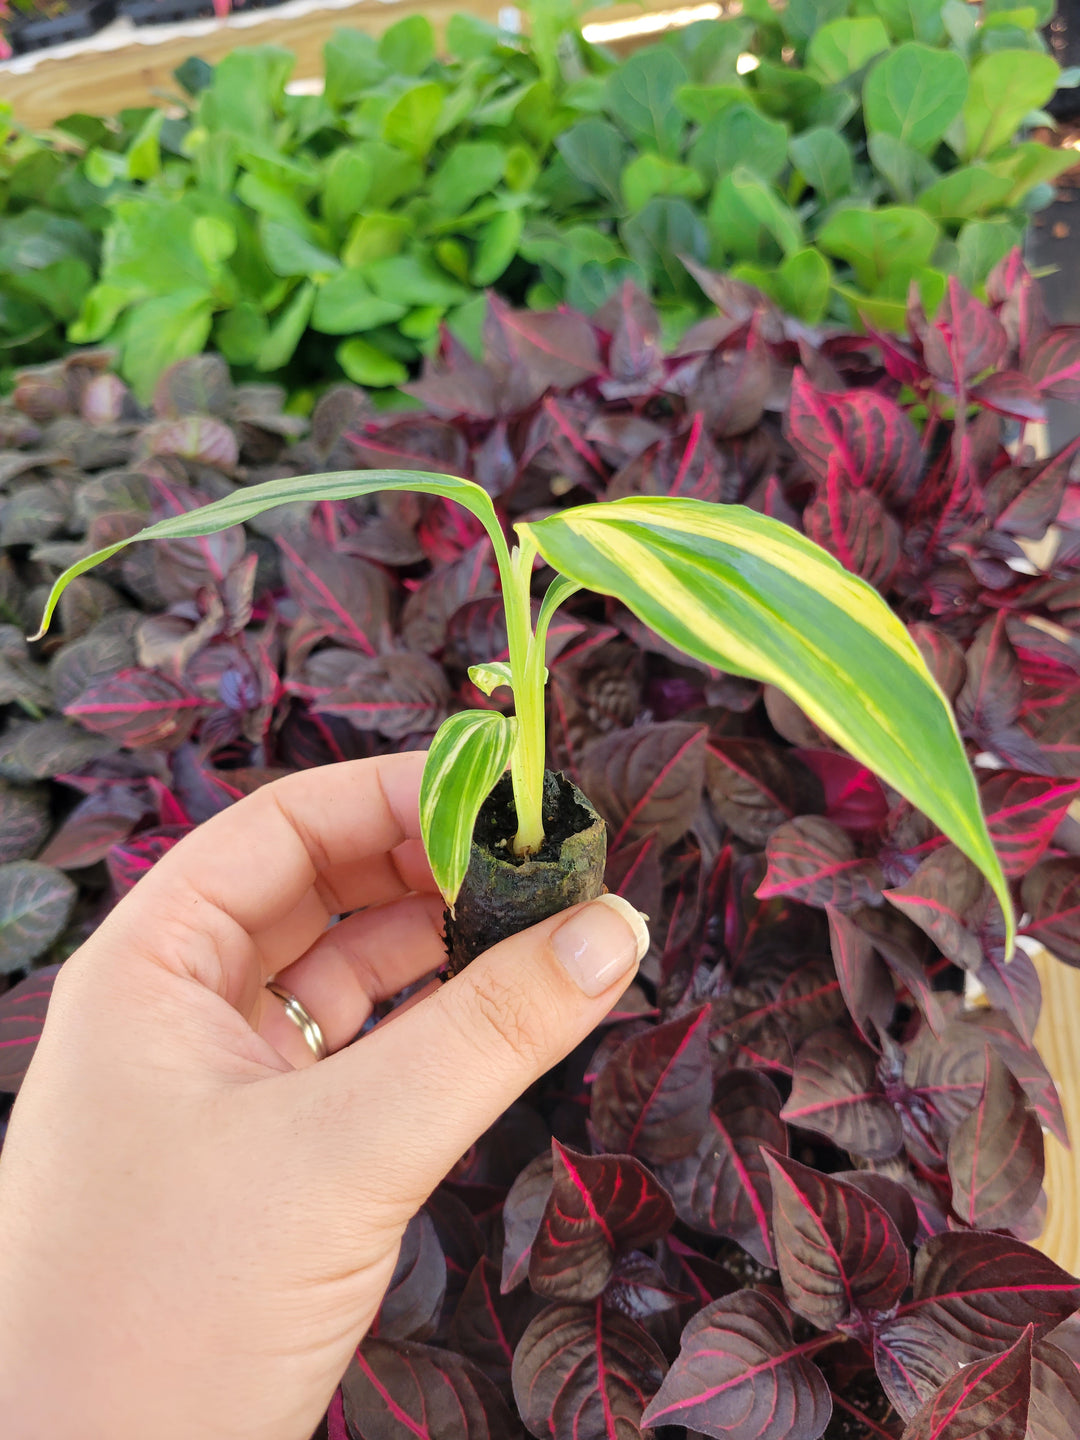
[266,983,329,1061]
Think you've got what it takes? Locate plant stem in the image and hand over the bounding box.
[504,540,546,855]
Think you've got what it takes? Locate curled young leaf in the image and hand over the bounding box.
[420,709,516,907]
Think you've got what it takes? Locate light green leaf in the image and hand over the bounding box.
[69,283,129,345]
[101,199,214,299]
[192,215,237,268]
[311,270,407,334]
[689,104,790,186]
[674,83,745,124]
[557,120,630,208]
[868,133,939,203]
[774,248,832,323]
[323,29,385,109]
[621,153,705,212]
[336,338,408,387]
[321,148,375,234]
[960,50,1061,159]
[605,47,689,158]
[709,170,803,263]
[256,281,316,372]
[342,213,411,267]
[863,43,969,153]
[854,0,945,44]
[382,82,444,160]
[429,142,508,216]
[471,209,525,286]
[32,468,505,644]
[363,254,469,308]
[469,661,515,696]
[783,0,850,46]
[120,289,215,402]
[806,17,890,85]
[917,166,1015,221]
[378,14,435,75]
[956,218,1024,288]
[818,205,940,290]
[518,497,1012,945]
[215,304,269,366]
[621,198,708,294]
[260,218,339,277]
[789,128,854,205]
[126,108,164,182]
[985,141,1078,205]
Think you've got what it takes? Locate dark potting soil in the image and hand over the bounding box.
[474,770,597,865]
[443,771,608,977]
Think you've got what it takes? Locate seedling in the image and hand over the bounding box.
[33,470,1013,956]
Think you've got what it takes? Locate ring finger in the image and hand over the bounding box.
[255,892,447,1066]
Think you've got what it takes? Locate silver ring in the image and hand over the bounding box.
[266,982,329,1061]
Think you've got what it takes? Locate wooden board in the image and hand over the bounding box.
[1034,945,1080,1276]
[0,0,680,128]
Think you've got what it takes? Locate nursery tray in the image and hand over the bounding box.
[9,0,115,53]
[119,0,279,23]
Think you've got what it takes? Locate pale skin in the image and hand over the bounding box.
[0,752,648,1440]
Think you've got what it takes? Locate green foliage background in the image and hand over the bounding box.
[0,0,1074,400]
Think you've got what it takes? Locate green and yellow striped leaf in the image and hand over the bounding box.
[30,469,502,641]
[518,496,1012,946]
[469,661,516,696]
[421,709,516,907]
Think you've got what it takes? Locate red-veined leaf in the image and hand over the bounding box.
[827,905,895,1047]
[373,1211,446,1343]
[764,1152,909,1328]
[500,1152,554,1294]
[804,469,902,590]
[641,1290,832,1440]
[512,1301,667,1440]
[449,1257,544,1398]
[758,817,884,910]
[528,1142,675,1303]
[883,848,989,971]
[1021,859,1080,965]
[581,722,707,851]
[781,1027,903,1161]
[786,369,922,504]
[1024,327,1080,402]
[980,772,1080,878]
[900,1326,1033,1440]
[659,1068,786,1267]
[0,963,59,1093]
[705,739,821,847]
[64,668,205,750]
[590,1006,713,1164]
[340,1337,519,1440]
[947,1047,1044,1230]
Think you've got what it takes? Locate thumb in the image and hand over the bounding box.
[307,894,648,1217]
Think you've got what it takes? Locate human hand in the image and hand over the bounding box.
[0,753,648,1440]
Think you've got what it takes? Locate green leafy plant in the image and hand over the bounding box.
[41,0,1071,400]
[32,467,1012,941]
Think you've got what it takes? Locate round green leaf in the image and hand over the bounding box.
[960,50,1060,159]
[863,42,969,153]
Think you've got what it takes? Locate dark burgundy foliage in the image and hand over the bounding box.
[4,260,1080,1438]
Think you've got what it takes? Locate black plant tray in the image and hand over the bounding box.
[119,0,279,25]
[9,0,115,53]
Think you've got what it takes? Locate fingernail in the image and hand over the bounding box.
[551,894,650,998]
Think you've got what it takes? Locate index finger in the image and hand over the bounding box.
[135,751,433,941]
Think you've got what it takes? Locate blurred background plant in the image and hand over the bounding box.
[1,0,1076,401]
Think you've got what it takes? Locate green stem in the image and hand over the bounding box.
[504,539,546,855]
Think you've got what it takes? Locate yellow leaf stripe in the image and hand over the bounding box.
[520,497,1012,948]
[420,710,516,908]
